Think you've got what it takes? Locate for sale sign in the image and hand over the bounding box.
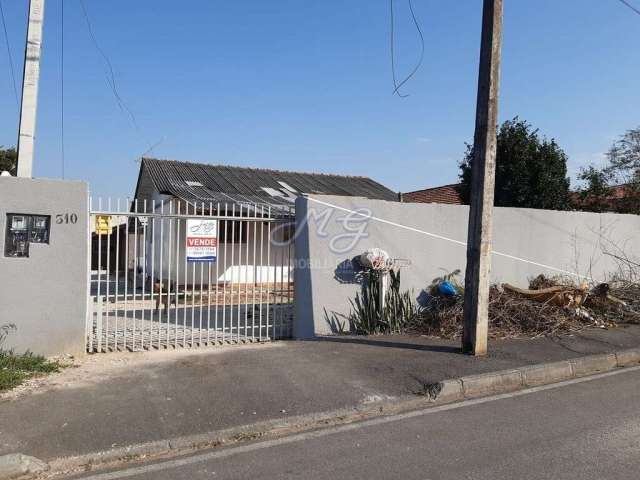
[186,219,218,262]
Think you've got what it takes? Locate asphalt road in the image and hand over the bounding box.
[72,367,640,480]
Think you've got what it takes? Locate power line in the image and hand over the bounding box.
[390,0,407,98]
[0,0,20,109]
[617,0,640,16]
[389,0,425,98]
[61,0,65,178]
[78,0,138,129]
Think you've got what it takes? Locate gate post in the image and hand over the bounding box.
[0,177,88,356]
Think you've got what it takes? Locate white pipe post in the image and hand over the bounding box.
[16,0,46,178]
[379,272,388,315]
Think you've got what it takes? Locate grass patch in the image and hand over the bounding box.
[0,350,60,392]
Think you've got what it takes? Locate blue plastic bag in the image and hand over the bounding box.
[438,280,458,297]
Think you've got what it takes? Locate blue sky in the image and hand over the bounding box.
[0,0,639,199]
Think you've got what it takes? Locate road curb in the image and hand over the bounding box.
[20,347,640,479]
[0,454,48,480]
[429,347,640,402]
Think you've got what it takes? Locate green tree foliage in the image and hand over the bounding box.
[0,146,17,176]
[577,127,640,214]
[458,118,571,210]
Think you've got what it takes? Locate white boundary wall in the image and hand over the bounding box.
[294,195,640,337]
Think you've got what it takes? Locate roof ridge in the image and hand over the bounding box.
[142,157,375,181]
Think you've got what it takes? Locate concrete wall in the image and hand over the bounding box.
[0,177,88,356]
[294,195,640,338]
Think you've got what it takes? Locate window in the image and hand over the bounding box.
[5,214,50,258]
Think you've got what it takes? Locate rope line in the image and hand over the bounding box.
[305,196,594,281]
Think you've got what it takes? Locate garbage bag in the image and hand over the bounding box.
[438,280,458,297]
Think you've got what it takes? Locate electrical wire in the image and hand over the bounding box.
[78,0,138,129]
[390,0,425,98]
[617,0,640,16]
[0,0,19,109]
[61,0,65,179]
[390,0,407,98]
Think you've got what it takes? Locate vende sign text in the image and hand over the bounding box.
[186,219,217,262]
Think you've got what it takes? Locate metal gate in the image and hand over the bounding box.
[87,198,294,353]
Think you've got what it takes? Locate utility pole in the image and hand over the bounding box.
[16,0,46,178]
[462,0,503,356]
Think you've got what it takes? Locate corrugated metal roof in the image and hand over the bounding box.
[138,158,398,209]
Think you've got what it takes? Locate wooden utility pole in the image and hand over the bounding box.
[16,0,46,178]
[462,0,503,356]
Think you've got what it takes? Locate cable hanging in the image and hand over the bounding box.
[0,0,20,109]
[78,0,139,129]
[390,0,425,98]
[61,0,65,178]
[616,0,640,16]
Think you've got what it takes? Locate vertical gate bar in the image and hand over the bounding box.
[149,199,156,350]
[272,219,278,340]
[214,203,220,344]
[231,204,237,342]
[273,218,278,339]
[132,200,139,351]
[105,198,112,351]
[266,206,272,340]
[244,205,249,341]
[157,200,164,349]
[174,201,181,349]
[190,203,196,347]
[259,205,265,341]
[182,202,188,347]
[244,206,250,340]
[96,197,103,352]
[141,199,148,350]
[206,202,213,345]
[199,201,204,346]
[124,203,130,351]
[96,297,103,353]
[241,204,246,341]
[236,204,243,343]
[166,201,173,349]
[251,204,257,340]
[288,205,294,337]
[277,220,284,338]
[88,197,94,353]
[243,205,249,340]
[114,200,121,351]
[222,203,228,342]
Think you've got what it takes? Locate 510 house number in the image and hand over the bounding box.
[56,213,78,224]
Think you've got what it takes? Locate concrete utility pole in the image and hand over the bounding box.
[16,0,46,178]
[462,0,503,356]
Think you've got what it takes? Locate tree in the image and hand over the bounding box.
[0,147,17,176]
[458,118,571,210]
[577,127,640,215]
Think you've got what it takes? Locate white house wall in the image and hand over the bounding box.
[145,200,293,287]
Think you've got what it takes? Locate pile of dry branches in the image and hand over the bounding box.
[586,281,640,324]
[412,274,640,340]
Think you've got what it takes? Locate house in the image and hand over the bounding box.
[128,157,398,287]
[134,157,398,211]
[571,184,639,213]
[402,183,464,205]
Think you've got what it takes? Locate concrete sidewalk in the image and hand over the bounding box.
[2,325,640,464]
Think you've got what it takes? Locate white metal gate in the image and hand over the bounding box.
[87,198,294,353]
